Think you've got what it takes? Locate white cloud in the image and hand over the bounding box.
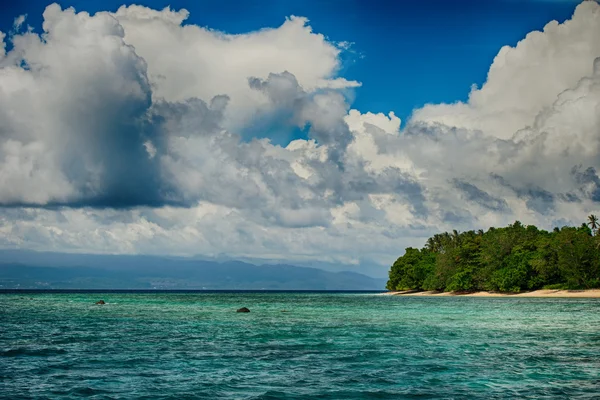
[13,15,27,31]
[111,6,360,129]
[412,1,600,140]
[0,32,5,59]
[0,4,155,206]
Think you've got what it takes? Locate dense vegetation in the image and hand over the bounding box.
[387,216,600,292]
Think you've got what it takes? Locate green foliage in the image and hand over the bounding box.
[543,283,569,290]
[445,269,475,292]
[387,220,600,293]
[554,226,600,289]
[386,248,435,290]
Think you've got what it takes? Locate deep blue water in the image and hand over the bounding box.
[1,292,599,399]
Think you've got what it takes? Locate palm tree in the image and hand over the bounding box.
[451,229,461,246]
[587,214,598,235]
[426,237,435,252]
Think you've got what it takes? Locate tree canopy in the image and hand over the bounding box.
[387,220,600,292]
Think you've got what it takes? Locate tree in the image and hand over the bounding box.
[386,248,435,290]
[588,214,599,235]
[387,220,600,293]
[452,229,461,244]
[555,226,600,288]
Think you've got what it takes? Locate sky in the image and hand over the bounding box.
[0,0,583,130]
[0,0,598,277]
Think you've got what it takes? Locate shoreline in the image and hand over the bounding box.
[380,289,600,298]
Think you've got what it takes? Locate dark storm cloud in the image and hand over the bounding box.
[572,165,600,202]
[491,174,555,214]
[452,179,509,212]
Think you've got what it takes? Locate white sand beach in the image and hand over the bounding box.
[380,289,600,298]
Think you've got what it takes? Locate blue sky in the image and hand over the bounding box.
[1,0,580,125]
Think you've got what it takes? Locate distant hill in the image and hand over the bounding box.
[0,250,386,290]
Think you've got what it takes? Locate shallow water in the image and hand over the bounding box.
[1,292,599,399]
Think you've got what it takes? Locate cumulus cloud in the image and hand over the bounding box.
[0,4,159,206]
[0,2,599,270]
[412,1,600,140]
[0,4,358,210]
[111,6,359,129]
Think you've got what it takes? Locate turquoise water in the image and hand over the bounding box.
[1,292,600,399]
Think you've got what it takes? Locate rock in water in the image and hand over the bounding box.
[96,300,106,305]
[236,307,250,313]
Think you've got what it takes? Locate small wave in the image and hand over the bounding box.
[68,386,111,396]
[251,390,295,400]
[1,347,67,357]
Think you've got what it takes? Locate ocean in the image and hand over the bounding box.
[1,291,599,399]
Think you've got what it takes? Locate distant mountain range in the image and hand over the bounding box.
[0,250,386,290]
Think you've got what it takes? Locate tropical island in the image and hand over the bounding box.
[386,216,600,296]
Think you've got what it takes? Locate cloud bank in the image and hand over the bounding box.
[0,2,598,273]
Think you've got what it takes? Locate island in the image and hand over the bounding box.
[386,216,600,296]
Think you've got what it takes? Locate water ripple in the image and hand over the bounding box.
[1,293,599,399]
